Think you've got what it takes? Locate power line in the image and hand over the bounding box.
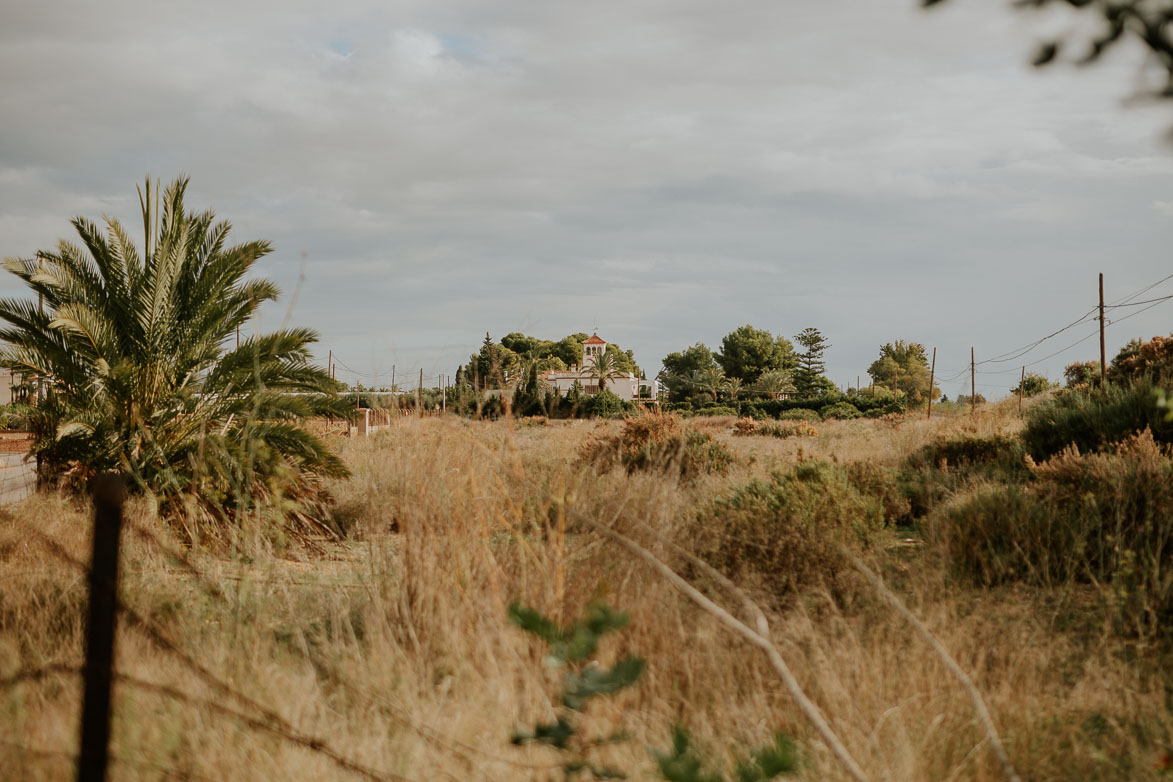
[1110,271,1173,306]
[931,270,1173,385]
[1104,293,1173,309]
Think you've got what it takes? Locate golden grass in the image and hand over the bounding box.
[0,406,1169,781]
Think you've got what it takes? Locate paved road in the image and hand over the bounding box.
[0,452,35,506]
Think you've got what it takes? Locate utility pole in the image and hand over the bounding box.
[391,364,396,393]
[356,381,361,410]
[1099,272,1107,385]
[1018,366,1025,414]
[440,373,446,413]
[970,347,976,415]
[417,368,423,415]
[328,350,332,381]
[926,347,936,420]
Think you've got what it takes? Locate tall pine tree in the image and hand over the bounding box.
[793,327,831,397]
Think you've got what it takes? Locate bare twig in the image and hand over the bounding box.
[629,516,770,637]
[841,549,1020,782]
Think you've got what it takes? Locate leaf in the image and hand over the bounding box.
[562,656,644,710]
[512,717,576,749]
[508,602,565,647]
[655,725,722,782]
[735,733,799,781]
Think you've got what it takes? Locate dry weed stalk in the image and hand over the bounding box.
[841,549,1020,782]
[579,512,870,782]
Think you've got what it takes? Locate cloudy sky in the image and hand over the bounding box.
[2,0,1170,397]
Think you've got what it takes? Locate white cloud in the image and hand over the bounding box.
[0,0,1170,388]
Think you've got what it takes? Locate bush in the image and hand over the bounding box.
[583,389,628,418]
[900,433,1027,520]
[932,431,1173,639]
[1011,372,1055,397]
[583,415,733,481]
[739,403,767,420]
[758,422,818,439]
[732,418,758,436]
[912,433,1023,470]
[0,405,28,431]
[777,408,821,422]
[844,461,911,525]
[694,460,883,603]
[1022,380,1173,461]
[819,401,862,420]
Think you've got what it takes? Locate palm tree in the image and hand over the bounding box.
[753,369,796,400]
[581,349,627,394]
[0,177,348,541]
[722,376,744,413]
[689,367,727,402]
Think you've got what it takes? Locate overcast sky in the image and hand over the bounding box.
[2,0,1171,396]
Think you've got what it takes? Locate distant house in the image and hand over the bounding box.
[541,334,655,402]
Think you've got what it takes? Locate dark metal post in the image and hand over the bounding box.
[78,474,127,782]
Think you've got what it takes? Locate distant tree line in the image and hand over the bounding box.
[445,332,644,419]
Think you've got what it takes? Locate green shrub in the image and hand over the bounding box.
[694,460,882,602]
[583,415,733,481]
[757,421,818,439]
[819,401,862,420]
[1022,380,1173,461]
[1011,371,1055,397]
[912,433,1023,470]
[844,461,912,525]
[583,388,627,418]
[777,408,821,422]
[932,431,1173,639]
[899,434,1028,520]
[740,403,767,420]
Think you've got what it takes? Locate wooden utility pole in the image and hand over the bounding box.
[970,347,976,415]
[391,365,396,393]
[328,350,332,381]
[356,382,361,410]
[926,347,936,420]
[417,368,423,414]
[1099,272,1107,385]
[1018,366,1025,414]
[78,475,127,782]
[441,374,446,413]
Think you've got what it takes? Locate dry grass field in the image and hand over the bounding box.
[1,407,1170,781]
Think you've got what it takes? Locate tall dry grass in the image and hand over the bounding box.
[0,408,1169,780]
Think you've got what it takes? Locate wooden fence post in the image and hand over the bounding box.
[78,474,127,782]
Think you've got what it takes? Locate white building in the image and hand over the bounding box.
[541,334,654,402]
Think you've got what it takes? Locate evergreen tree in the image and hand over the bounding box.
[793,328,831,397]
